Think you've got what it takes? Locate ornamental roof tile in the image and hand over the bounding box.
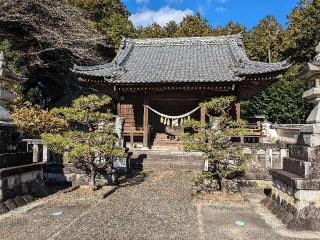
[72,34,290,84]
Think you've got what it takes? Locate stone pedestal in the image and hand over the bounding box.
[263,43,320,231]
[263,123,320,230]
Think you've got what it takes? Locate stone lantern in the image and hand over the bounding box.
[0,52,21,124]
[0,52,32,168]
[262,43,320,231]
[301,43,320,125]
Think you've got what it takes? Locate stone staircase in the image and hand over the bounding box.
[151,133,183,150]
[129,149,203,172]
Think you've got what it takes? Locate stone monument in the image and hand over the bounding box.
[262,43,320,231]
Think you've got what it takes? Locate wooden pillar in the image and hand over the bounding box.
[116,103,121,115]
[143,94,149,148]
[235,101,241,120]
[200,107,206,124]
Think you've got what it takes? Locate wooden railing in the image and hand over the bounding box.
[244,124,263,137]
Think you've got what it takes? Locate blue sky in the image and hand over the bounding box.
[122,0,299,29]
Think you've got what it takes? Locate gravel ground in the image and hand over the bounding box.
[0,170,317,240]
[52,170,200,240]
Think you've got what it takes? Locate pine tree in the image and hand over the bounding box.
[182,97,247,192]
[42,95,124,190]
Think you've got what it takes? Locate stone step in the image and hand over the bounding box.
[151,146,183,151]
[283,157,314,178]
[152,140,181,144]
[131,160,203,171]
[271,169,320,190]
[130,152,203,161]
[142,162,203,171]
[129,150,204,171]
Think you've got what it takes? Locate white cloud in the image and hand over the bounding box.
[135,0,149,4]
[215,7,227,12]
[166,0,184,3]
[129,6,194,27]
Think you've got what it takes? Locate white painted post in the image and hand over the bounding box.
[204,159,209,172]
[42,145,49,163]
[280,148,288,169]
[33,144,39,162]
[265,149,273,169]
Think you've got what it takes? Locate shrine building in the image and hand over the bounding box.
[72,34,289,149]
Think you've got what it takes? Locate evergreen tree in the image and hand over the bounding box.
[283,0,320,64]
[182,97,246,192]
[163,21,179,37]
[42,95,124,190]
[175,14,213,37]
[135,23,166,38]
[219,21,246,35]
[245,16,285,63]
[241,66,312,124]
[67,0,134,45]
[0,39,21,76]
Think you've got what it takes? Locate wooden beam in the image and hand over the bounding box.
[143,94,149,148]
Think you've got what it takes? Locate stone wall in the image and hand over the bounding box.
[0,163,45,201]
[239,143,288,181]
[43,163,118,186]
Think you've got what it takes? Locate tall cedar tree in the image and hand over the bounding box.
[283,0,320,64]
[175,14,213,37]
[245,16,285,63]
[42,95,124,190]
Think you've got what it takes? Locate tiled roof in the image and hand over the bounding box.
[72,34,290,84]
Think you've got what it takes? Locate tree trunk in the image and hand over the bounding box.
[111,169,118,185]
[219,178,228,193]
[89,165,97,191]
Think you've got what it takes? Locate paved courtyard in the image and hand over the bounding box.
[0,170,318,240]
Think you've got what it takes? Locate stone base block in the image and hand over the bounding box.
[262,179,320,231]
[44,163,117,186]
[271,169,320,190]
